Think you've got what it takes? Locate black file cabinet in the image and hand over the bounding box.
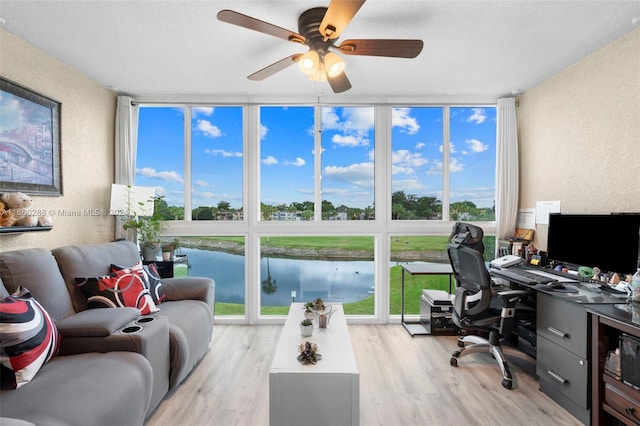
[536,292,590,424]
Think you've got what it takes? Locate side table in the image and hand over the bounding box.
[143,260,174,278]
[401,262,454,336]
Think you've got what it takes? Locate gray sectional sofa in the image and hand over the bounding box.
[0,240,215,426]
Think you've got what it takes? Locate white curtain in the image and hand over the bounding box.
[115,96,138,185]
[495,97,519,243]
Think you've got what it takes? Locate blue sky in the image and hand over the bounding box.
[136,105,496,211]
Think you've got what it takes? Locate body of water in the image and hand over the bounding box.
[180,247,375,306]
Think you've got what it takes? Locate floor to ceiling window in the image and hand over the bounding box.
[134,103,497,323]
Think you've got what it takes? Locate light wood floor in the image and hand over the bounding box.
[146,325,583,426]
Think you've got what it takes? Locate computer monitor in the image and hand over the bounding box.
[546,213,640,275]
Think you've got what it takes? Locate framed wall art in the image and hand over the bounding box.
[0,77,62,195]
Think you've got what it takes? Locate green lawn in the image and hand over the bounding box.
[180,235,464,254]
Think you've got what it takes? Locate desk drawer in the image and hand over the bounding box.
[605,382,640,424]
[537,336,589,408]
[537,293,588,357]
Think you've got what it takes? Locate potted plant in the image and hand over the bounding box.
[160,238,180,261]
[300,318,314,337]
[161,244,172,261]
[313,297,325,312]
[123,196,165,261]
[303,301,315,319]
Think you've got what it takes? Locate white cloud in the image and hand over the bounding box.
[322,107,374,132]
[204,148,242,157]
[392,108,420,134]
[323,162,374,188]
[439,143,457,154]
[465,138,488,153]
[332,134,369,147]
[415,142,425,149]
[450,158,464,172]
[284,157,306,167]
[466,108,487,124]
[392,149,428,170]
[427,161,442,175]
[136,167,184,183]
[195,119,222,138]
[262,155,278,165]
[260,124,268,140]
[322,108,341,129]
[192,107,214,117]
[428,158,464,175]
[392,178,426,191]
[195,180,211,188]
[194,191,215,199]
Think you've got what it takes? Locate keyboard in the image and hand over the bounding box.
[490,267,558,285]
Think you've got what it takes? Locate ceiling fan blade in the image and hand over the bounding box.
[327,71,352,93]
[247,54,302,81]
[319,0,366,41]
[338,39,424,58]
[217,9,305,44]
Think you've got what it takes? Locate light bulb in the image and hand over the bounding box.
[323,52,345,78]
[298,50,319,76]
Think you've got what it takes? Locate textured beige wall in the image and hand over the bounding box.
[1,28,116,251]
[517,27,640,250]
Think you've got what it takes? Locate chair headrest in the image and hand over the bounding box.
[448,222,484,254]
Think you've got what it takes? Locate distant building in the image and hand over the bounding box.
[270,211,302,221]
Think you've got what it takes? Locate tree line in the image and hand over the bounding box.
[151,191,495,221]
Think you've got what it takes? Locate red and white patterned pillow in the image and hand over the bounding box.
[75,268,159,315]
[111,261,166,305]
[0,286,60,389]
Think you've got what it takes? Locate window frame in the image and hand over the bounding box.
[134,103,497,325]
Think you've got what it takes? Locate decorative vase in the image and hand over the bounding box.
[313,305,334,329]
[162,251,171,261]
[300,324,313,337]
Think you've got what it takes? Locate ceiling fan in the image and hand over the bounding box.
[217,0,424,93]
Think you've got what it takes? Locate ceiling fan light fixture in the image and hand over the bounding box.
[323,52,345,78]
[298,50,320,75]
[308,63,328,81]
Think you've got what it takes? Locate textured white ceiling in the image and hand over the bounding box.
[1,0,639,103]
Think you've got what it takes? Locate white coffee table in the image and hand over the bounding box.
[269,303,359,426]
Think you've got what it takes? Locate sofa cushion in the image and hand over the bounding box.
[0,352,153,426]
[111,262,166,305]
[154,299,213,388]
[0,248,75,321]
[52,240,142,312]
[0,287,60,389]
[55,307,140,338]
[74,269,159,315]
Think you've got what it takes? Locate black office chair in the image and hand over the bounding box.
[447,222,534,389]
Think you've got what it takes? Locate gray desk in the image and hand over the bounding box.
[490,266,628,424]
[401,263,453,336]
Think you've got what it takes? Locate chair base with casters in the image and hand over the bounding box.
[450,329,528,389]
[449,286,536,389]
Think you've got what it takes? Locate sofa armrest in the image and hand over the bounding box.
[162,277,215,312]
[56,308,141,337]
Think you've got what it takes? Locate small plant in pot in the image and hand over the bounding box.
[313,297,325,312]
[123,196,165,261]
[300,318,314,337]
[303,301,315,319]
